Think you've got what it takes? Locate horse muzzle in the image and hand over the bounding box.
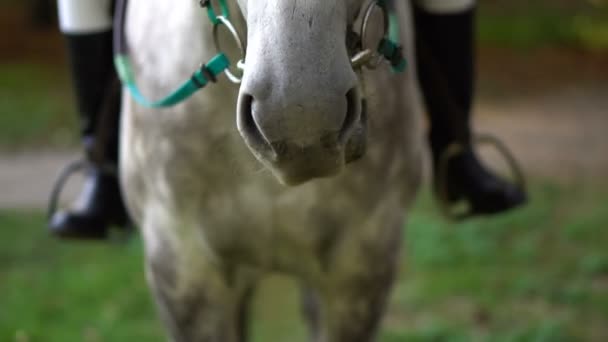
[237,86,364,185]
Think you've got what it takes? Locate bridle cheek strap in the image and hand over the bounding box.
[114,54,230,108]
[113,0,405,109]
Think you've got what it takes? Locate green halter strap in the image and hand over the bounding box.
[114,54,230,108]
[113,0,233,109]
[377,0,407,72]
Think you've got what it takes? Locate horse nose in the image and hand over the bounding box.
[237,93,275,158]
[340,87,363,143]
[237,86,362,158]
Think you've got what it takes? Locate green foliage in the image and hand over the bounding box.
[478,4,608,51]
[1,183,607,341]
[1,5,607,151]
[0,63,77,151]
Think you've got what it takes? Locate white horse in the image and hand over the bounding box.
[120,0,423,340]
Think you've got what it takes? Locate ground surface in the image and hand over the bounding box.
[2,184,608,341]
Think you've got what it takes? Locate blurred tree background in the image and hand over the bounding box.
[0,1,607,341]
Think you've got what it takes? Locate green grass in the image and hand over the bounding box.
[1,184,607,341]
[0,63,77,151]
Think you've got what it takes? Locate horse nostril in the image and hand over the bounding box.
[237,94,275,158]
[339,87,362,144]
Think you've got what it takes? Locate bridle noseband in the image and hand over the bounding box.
[114,0,406,109]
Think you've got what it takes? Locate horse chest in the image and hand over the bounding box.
[186,156,406,273]
[124,79,417,273]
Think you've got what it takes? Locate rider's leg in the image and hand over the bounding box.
[413,0,526,215]
[51,0,129,239]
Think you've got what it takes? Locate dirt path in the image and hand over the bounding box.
[0,151,77,210]
[476,84,608,183]
[1,83,606,210]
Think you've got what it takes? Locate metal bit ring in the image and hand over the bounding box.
[360,0,389,69]
[212,15,246,84]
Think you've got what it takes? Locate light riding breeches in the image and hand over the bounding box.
[57,0,475,34]
[57,0,113,34]
[414,0,475,14]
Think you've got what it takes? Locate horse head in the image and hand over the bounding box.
[119,1,422,340]
[235,0,368,185]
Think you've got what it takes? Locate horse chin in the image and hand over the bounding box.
[268,147,346,186]
[246,119,368,185]
[271,162,344,186]
[263,138,367,186]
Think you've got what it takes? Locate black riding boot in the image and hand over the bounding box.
[49,31,130,239]
[414,5,526,217]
